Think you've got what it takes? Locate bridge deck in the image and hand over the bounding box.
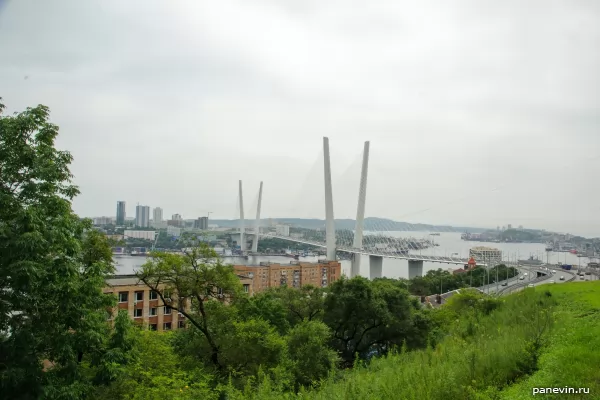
[243,232,513,266]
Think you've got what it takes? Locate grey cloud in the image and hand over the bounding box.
[1,0,599,236]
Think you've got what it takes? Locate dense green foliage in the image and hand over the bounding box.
[221,283,600,399]
[0,100,117,398]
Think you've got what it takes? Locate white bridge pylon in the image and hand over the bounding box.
[323,137,372,278]
[240,138,476,279]
[237,180,263,254]
[237,138,382,279]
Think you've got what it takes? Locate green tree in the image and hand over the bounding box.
[286,320,338,390]
[322,277,415,367]
[236,291,290,335]
[94,330,217,400]
[172,301,289,389]
[270,285,325,327]
[92,310,138,386]
[0,100,115,398]
[137,245,242,372]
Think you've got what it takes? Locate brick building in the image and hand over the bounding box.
[104,274,254,331]
[234,260,341,294]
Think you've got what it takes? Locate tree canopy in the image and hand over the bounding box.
[0,100,116,398]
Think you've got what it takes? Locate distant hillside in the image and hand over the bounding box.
[209,217,488,233]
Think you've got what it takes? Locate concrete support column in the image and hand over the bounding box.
[251,181,263,253]
[323,137,336,261]
[350,253,361,278]
[238,180,245,252]
[369,255,383,280]
[408,260,424,279]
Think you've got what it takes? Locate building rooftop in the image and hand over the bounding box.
[470,246,501,251]
[107,273,252,286]
[106,275,140,286]
[235,261,338,268]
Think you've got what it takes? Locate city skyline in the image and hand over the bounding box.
[2,1,599,237]
[96,199,584,238]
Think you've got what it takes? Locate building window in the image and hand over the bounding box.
[149,324,157,331]
[150,307,157,316]
[149,291,158,300]
[178,320,186,329]
[163,322,172,330]
[134,308,143,318]
[164,306,171,315]
[163,290,172,300]
[134,291,144,302]
[243,284,250,293]
[118,292,128,303]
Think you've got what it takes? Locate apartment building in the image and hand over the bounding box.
[104,274,254,331]
[234,260,341,294]
[469,246,503,268]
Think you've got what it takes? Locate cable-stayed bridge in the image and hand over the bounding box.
[234,137,515,279]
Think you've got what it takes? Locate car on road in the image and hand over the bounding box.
[527,284,534,288]
[580,276,585,280]
[585,271,591,275]
[552,270,556,273]
[519,276,525,280]
[560,276,565,280]
[549,280,555,284]
[501,282,508,286]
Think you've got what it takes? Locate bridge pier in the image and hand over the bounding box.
[408,260,424,279]
[369,255,383,280]
[350,254,361,278]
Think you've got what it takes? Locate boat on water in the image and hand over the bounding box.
[430,233,441,236]
[545,243,553,251]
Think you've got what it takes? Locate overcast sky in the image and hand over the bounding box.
[1,0,599,236]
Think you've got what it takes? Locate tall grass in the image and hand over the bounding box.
[223,288,561,400]
[500,282,600,399]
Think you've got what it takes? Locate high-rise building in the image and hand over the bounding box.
[153,207,163,224]
[135,205,150,228]
[116,201,126,225]
[194,216,209,230]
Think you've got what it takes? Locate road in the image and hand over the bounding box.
[498,266,580,294]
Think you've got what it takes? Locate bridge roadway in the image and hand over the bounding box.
[254,232,508,266]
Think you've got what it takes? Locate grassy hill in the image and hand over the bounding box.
[224,282,600,399]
